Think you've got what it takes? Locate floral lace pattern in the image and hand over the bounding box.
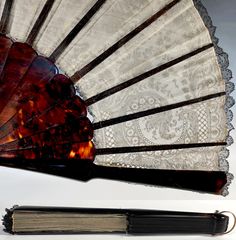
[90,0,234,195]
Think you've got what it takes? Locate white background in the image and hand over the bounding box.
[0,0,236,239]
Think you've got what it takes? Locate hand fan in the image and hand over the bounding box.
[0,0,234,195]
[3,206,235,235]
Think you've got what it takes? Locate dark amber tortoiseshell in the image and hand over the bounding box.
[0,35,12,75]
[0,36,95,161]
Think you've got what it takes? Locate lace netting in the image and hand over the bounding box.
[194,0,235,196]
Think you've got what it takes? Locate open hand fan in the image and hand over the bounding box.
[0,0,234,195]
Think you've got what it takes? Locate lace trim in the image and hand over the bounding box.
[194,0,235,196]
[76,0,234,196]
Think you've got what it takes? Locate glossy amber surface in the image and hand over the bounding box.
[0,36,94,161]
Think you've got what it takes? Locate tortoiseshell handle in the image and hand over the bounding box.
[127,210,229,235]
[0,157,227,195]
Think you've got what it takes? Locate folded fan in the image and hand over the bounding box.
[0,0,234,195]
[3,206,233,235]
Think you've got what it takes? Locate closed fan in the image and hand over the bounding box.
[0,0,234,195]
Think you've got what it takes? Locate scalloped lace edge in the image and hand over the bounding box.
[193,0,235,196]
[76,0,235,196]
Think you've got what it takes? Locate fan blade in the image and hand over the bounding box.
[0,42,37,116]
[0,54,58,137]
[0,35,12,75]
[0,141,95,160]
[0,116,93,152]
[0,74,78,143]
